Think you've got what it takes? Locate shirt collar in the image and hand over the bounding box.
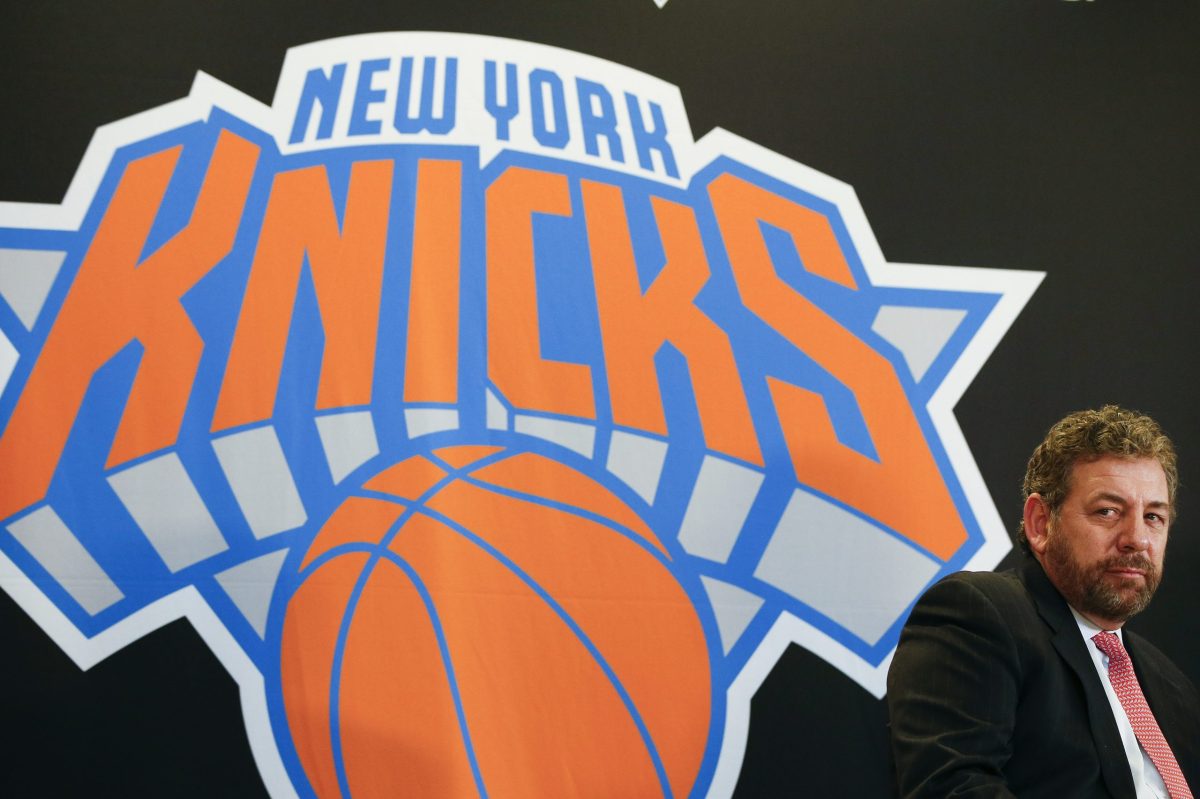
[1069,605,1124,644]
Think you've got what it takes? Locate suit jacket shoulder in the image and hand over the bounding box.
[889,561,1132,798]
[1123,628,1200,782]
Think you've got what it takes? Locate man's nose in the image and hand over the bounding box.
[1117,515,1151,552]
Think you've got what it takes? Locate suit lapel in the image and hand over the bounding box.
[1126,633,1178,712]
[1125,633,1199,783]
[1019,559,1136,799]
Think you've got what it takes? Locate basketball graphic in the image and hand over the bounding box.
[277,445,714,798]
[0,30,1042,798]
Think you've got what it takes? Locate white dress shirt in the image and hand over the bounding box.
[1071,608,1169,799]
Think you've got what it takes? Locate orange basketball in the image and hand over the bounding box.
[279,445,713,798]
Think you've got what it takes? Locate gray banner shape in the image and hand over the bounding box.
[677,454,764,563]
[212,426,307,539]
[214,549,289,637]
[606,429,668,504]
[0,248,66,330]
[486,388,509,430]
[754,488,941,644]
[8,506,124,614]
[514,414,595,458]
[107,453,228,572]
[404,407,460,437]
[871,305,966,382]
[315,410,380,483]
[700,575,764,653]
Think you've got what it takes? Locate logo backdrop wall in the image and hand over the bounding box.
[2,5,1197,798]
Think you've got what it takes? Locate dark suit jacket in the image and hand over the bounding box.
[887,558,1200,798]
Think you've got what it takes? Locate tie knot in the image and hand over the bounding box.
[1092,630,1127,662]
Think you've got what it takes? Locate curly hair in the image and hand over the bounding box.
[1016,405,1178,554]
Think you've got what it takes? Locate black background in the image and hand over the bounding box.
[2,1,1198,795]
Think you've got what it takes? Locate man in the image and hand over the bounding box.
[888,405,1200,798]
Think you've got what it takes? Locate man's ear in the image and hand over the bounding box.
[1024,494,1052,556]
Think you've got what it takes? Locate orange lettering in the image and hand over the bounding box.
[212,159,392,432]
[582,180,762,465]
[485,167,594,419]
[709,173,966,559]
[404,159,462,404]
[0,131,258,519]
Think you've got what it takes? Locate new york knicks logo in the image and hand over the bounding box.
[0,33,1039,798]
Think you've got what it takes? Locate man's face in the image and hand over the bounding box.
[1037,455,1170,629]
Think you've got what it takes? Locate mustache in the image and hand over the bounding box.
[1099,555,1156,573]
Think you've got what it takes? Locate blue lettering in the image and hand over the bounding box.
[625,93,678,178]
[394,56,458,135]
[529,69,570,150]
[288,63,347,144]
[484,61,520,141]
[348,59,390,137]
[576,79,624,163]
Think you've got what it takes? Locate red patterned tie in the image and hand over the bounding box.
[1092,631,1194,799]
